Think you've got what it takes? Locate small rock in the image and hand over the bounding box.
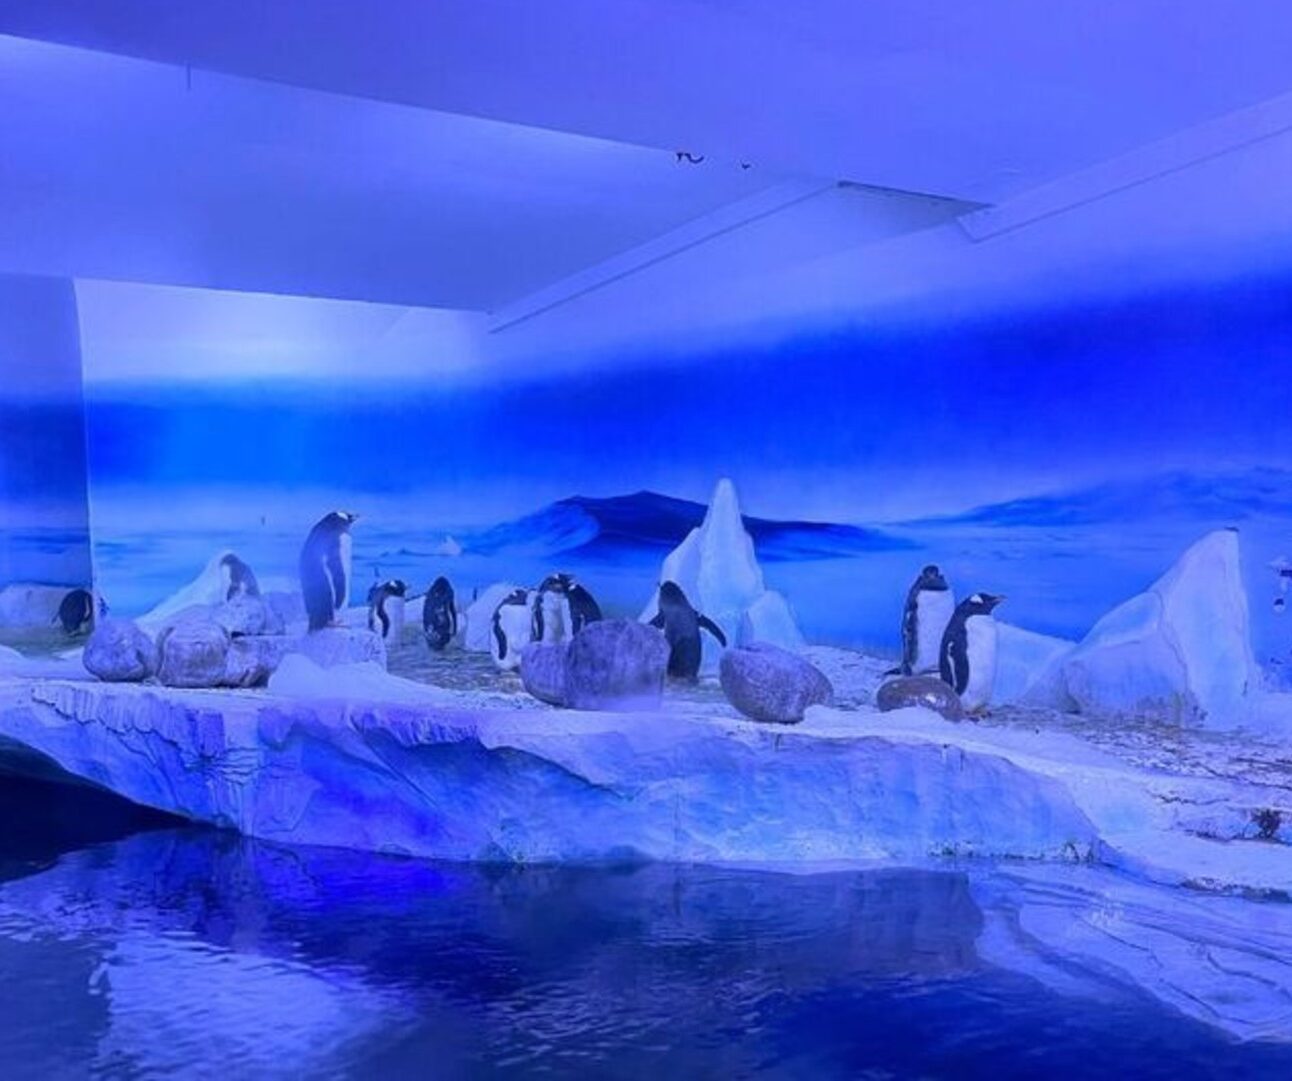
[876,675,965,722]
[565,619,669,711]
[213,595,286,637]
[719,642,832,724]
[521,641,570,706]
[289,626,387,670]
[156,620,231,688]
[83,619,158,682]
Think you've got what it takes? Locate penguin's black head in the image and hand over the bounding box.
[321,510,359,531]
[391,579,408,596]
[539,573,572,594]
[918,564,949,591]
[430,576,452,597]
[658,581,688,607]
[965,592,1005,615]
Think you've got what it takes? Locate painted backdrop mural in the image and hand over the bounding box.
[78,274,1292,682]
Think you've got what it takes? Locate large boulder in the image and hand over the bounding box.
[564,620,669,711]
[520,641,570,706]
[223,636,294,688]
[1059,529,1259,727]
[288,627,387,670]
[156,620,231,688]
[212,595,285,638]
[719,642,833,724]
[83,619,158,683]
[876,675,965,722]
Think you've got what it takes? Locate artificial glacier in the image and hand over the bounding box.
[1054,529,1264,728]
[640,478,804,667]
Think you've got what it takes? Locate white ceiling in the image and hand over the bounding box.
[3,3,1292,315]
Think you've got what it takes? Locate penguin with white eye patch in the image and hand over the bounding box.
[299,511,359,631]
[368,578,408,645]
[491,588,535,671]
[939,592,1005,716]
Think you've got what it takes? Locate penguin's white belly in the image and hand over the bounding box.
[338,533,352,612]
[492,603,533,670]
[961,616,998,711]
[915,591,955,672]
[538,593,572,643]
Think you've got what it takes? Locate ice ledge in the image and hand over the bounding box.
[1,676,1100,866]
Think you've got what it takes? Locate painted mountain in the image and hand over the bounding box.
[465,491,913,562]
[907,468,1292,528]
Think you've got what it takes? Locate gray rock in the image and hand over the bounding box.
[564,620,669,711]
[719,642,832,724]
[224,635,294,688]
[156,620,231,688]
[521,641,570,706]
[876,675,965,722]
[289,627,387,670]
[263,590,307,628]
[83,619,158,682]
[213,595,286,637]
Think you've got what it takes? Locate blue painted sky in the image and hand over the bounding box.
[83,272,1292,524]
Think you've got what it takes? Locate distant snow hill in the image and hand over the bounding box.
[907,468,1292,529]
[466,491,915,562]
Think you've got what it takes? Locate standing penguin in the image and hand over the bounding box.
[889,564,954,675]
[566,580,602,634]
[299,511,359,631]
[648,580,727,682]
[533,573,575,644]
[939,593,1005,715]
[368,578,408,645]
[423,576,458,651]
[491,588,535,671]
[219,553,261,601]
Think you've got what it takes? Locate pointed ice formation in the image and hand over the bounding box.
[641,478,803,668]
[1058,529,1259,727]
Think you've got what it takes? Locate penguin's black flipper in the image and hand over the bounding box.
[883,664,913,677]
[698,615,727,647]
[648,612,665,630]
[492,610,506,660]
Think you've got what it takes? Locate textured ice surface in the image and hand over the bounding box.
[641,478,803,667]
[995,622,1075,706]
[1059,530,1261,727]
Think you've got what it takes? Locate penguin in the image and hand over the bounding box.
[888,564,954,676]
[299,511,359,631]
[938,592,1005,715]
[566,581,603,634]
[219,553,261,600]
[367,578,408,645]
[53,588,99,636]
[491,588,534,671]
[647,580,727,682]
[422,576,458,651]
[533,573,575,644]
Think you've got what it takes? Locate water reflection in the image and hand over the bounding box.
[0,827,1289,1079]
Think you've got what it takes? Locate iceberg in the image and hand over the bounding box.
[1058,529,1260,727]
[640,478,803,667]
[138,551,296,633]
[994,622,1076,707]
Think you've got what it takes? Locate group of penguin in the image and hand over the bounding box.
[297,510,728,681]
[891,564,1005,713]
